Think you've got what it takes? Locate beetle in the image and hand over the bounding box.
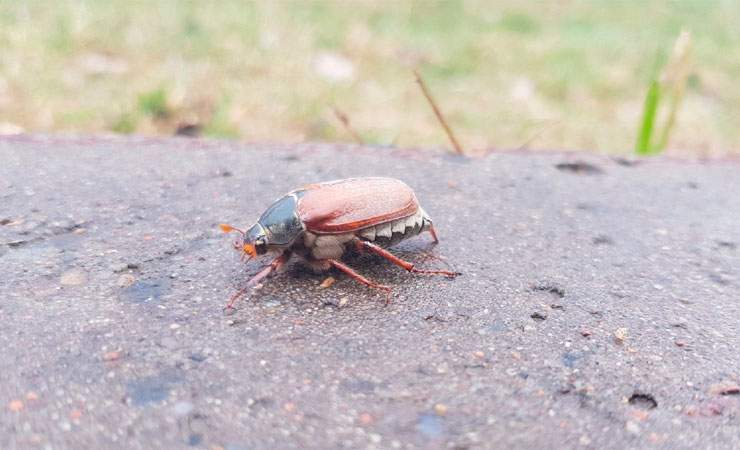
[220,177,459,310]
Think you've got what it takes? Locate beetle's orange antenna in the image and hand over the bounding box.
[220,223,245,235]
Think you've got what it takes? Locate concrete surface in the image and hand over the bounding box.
[1,135,739,450]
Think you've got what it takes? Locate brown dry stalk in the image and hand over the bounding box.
[516,120,562,151]
[413,70,464,155]
[332,106,364,144]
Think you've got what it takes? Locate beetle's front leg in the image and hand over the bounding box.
[224,251,291,312]
[354,239,460,278]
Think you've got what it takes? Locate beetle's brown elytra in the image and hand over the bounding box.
[220,177,459,310]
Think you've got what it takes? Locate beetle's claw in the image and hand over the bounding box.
[381,287,392,306]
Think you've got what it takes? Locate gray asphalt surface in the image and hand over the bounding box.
[1,135,739,450]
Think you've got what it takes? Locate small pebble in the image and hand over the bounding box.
[473,351,485,359]
[709,382,740,396]
[110,263,128,273]
[580,329,592,337]
[359,412,374,425]
[625,420,640,435]
[338,297,349,307]
[25,392,39,401]
[61,269,87,286]
[434,403,448,416]
[117,274,136,288]
[102,351,121,362]
[8,400,24,412]
[172,401,194,417]
[614,327,629,344]
[319,276,336,288]
[169,323,181,330]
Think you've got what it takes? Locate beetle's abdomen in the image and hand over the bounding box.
[357,207,431,247]
[304,232,355,260]
[301,208,431,260]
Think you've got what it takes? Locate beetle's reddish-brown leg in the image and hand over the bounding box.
[354,239,460,278]
[225,251,290,312]
[328,259,392,304]
[428,225,440,244]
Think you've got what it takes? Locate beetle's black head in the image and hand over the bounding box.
[243,223,268,256]
[219,222,268,261]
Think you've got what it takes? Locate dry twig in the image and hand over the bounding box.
[332,106,364,144]
[413,70,464,155]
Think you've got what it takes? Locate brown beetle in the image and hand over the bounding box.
[220,177,459,309]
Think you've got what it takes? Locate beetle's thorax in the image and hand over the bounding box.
[255,192,306,251]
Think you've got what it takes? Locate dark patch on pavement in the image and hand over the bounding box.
[555,161,603,174]
[530,312,547,321]
[416,413,446,439]
[340,379,378,394]
[592,234,614,245]
[532,283,565,298]
[121,278,171,304]
[628,392,658,410]
[716,240,736,250]
[127,371,181,406]
[612,157,641,167]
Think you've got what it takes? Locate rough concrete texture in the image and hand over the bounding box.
[1,135,739,450]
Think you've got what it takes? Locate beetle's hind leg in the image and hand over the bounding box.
[428,224,439,244]
[354,239,460,278]
[328,259,392,304]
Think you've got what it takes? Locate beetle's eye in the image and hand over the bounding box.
[254,239,267,255]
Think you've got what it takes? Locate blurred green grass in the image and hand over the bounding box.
[0,0,738,155]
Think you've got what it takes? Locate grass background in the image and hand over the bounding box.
[0,0,738,155]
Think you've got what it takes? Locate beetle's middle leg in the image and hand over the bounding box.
[328,259,392,304]
[354,239,460,278]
